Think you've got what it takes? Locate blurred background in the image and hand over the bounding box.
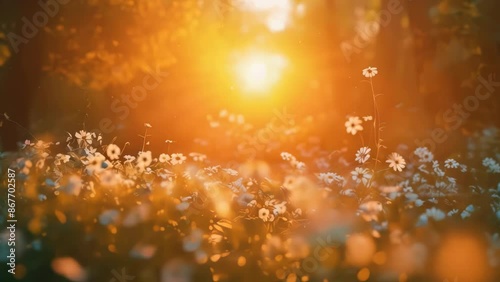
[1,1,500,282]
[0,0,498,159]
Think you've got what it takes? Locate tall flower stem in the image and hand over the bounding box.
[368,77,381,189]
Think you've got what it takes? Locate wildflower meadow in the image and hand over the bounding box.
[1,1,500,282]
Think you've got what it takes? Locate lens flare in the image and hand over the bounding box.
[235,52,288,95]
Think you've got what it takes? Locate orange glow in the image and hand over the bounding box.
[243,0,292,32]
[234,52,288,95]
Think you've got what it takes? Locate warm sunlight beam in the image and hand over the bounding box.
[243,0,292,32]
[234,52,288,95]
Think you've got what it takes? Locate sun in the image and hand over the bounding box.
[234,52,287,95]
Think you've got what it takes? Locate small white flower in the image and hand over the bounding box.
[386,152,406,172]
[358,201,383,221]
[362,66,378,78]
[414,147,434,163]
[247,200,257,207]
[259,208,273,222]
[281,152,294,161]
[137,151,152,169]
[159,153,171,163]
[362,116,373,121]
[425,207,446,221]
[351,167,372,186]
[85,146,97,155]
[355,146,371,164]
[294,161,306,170]
[444,159,459,169]
[273,202,287,215]
[55,154,70,165]
[482,157,500,173]
[223,168,238,176]
[292,208,302,217]
[144,123,152,128]
[345,116,363,135]
[86,153,106,174]
[106,144,121,160]
[170,153,186,165]
[189,152,207,162]
[460,164,467,173]
[461,205,475,219]
[75,130,93,146]
[124,155,136,163]
[318,172,342,185]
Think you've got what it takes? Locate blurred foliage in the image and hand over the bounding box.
[0,32,11,66]
[41,0,200,90]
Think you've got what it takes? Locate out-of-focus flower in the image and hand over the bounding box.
[280,152,294,161]
[386,152,406,172]
[345,116,363,135]
[351,167,371,186]
[362,116,373,121]
[183,229,203,252]
[137,151,152,169]
[355,147,371,164]
[55,154,70,165]
[426,207,446,221]
[85,153,106,174]
[318,172,342,185]
[75,130,93,146]
[51,257,87,282]
[159,153,171,163]
[189,152,207,162]
[223,168,238,176]
[106,144,121,160]
[170,153,186,165]
[461,205,475,219]
[444,159,459,169]
[358,201,383,221]
[259,208,274,222]
[482,157,500,173]
[362,66,378,78]
[414,147,434,163]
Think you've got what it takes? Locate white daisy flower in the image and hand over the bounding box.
[386,152,406,172]
[355,146,371,164]
[258,208,273,222]
[86,153,106,174]
[444,159,459,169]
[362,66,378,78]
[159,153,171,163]
[345,116,363,135]
[106,144,121,160]
[351,167,372,186]
[170,153,187,165]
[137,151,152,169]
[75,130,93,146]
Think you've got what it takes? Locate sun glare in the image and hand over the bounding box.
[243,0,292,32]
[235,52,287,95]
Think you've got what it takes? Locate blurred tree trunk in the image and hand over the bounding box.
[0,1,43,150]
